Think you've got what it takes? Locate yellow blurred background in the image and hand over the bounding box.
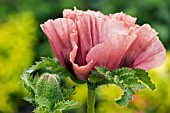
[0,0,170,113]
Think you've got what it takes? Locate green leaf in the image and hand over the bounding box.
[115,88,135,106]
[24,95,35,105]
[33,74,39,87]
[21,72,36,95]
[26,57,58,74]
[88,67,155,106]
[126,79,147,90]
[88,70,103,83]
[62,86,76,99]
[34,96,51,113]
[95,66,109,75]
[134,68,155,90]
[54,100,80,112]
[22,57,84,84]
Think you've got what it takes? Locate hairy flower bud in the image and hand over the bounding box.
[36,73,64,107]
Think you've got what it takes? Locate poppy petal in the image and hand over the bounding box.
[70,42,94,81]
[120,24,159,67]
[40,18,78,68]
[86,34,136,70]
[133,36,166,70]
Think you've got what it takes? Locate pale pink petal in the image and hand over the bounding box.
[63,8,133,66]
[120,24,158,67]
[40,18,78,68]
[86,34,136,70]
[100,19,130,41]
[109,12,137,24]
[63,7,104,20]
[63,8,105,66]
[70,42,94,81]
[133,36,166,70]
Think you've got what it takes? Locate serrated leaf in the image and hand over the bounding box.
[121,76,146,90]
[24,95,36,105]
[115,88,135,106]
[21,72,36,94]
[88,67,155,106]
[22,57,84,84]
[23,83,35,96]
[113,67,134,76]
[27,57,58,74]
[34,107,50,113]
[88,70,103,83]
[40,57,83,84]
[62,86,76,99]
[33,74,39,87]
[35,96,51,108]
[91,67,113,85]
[54,100,80,112]
[22,57,66,79]
[127,79,147,90]
[134,68,155,90]
[34,96,51,113]
[95,66,108,75]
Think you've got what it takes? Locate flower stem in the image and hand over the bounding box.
[87,86,95,113]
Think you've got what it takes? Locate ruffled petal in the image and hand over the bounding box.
[100,19,131,40]
[63,8,133,67]
[63,8,105,66]
[40,18,78,68]
[120,24,159,67]
[133,36,166,70]
[86,34,136,70]
[109,12,137,24]
[63,7,104,20]
[70,42,94,81]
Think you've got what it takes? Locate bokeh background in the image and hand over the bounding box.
[0,0,170,113]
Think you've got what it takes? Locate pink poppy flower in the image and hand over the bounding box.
[40,8,166,81]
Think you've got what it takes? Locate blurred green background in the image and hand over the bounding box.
[0,0,170,113]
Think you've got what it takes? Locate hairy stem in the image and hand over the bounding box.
[87,86,95,113]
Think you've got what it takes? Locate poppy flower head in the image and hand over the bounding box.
[41,8,166,81]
